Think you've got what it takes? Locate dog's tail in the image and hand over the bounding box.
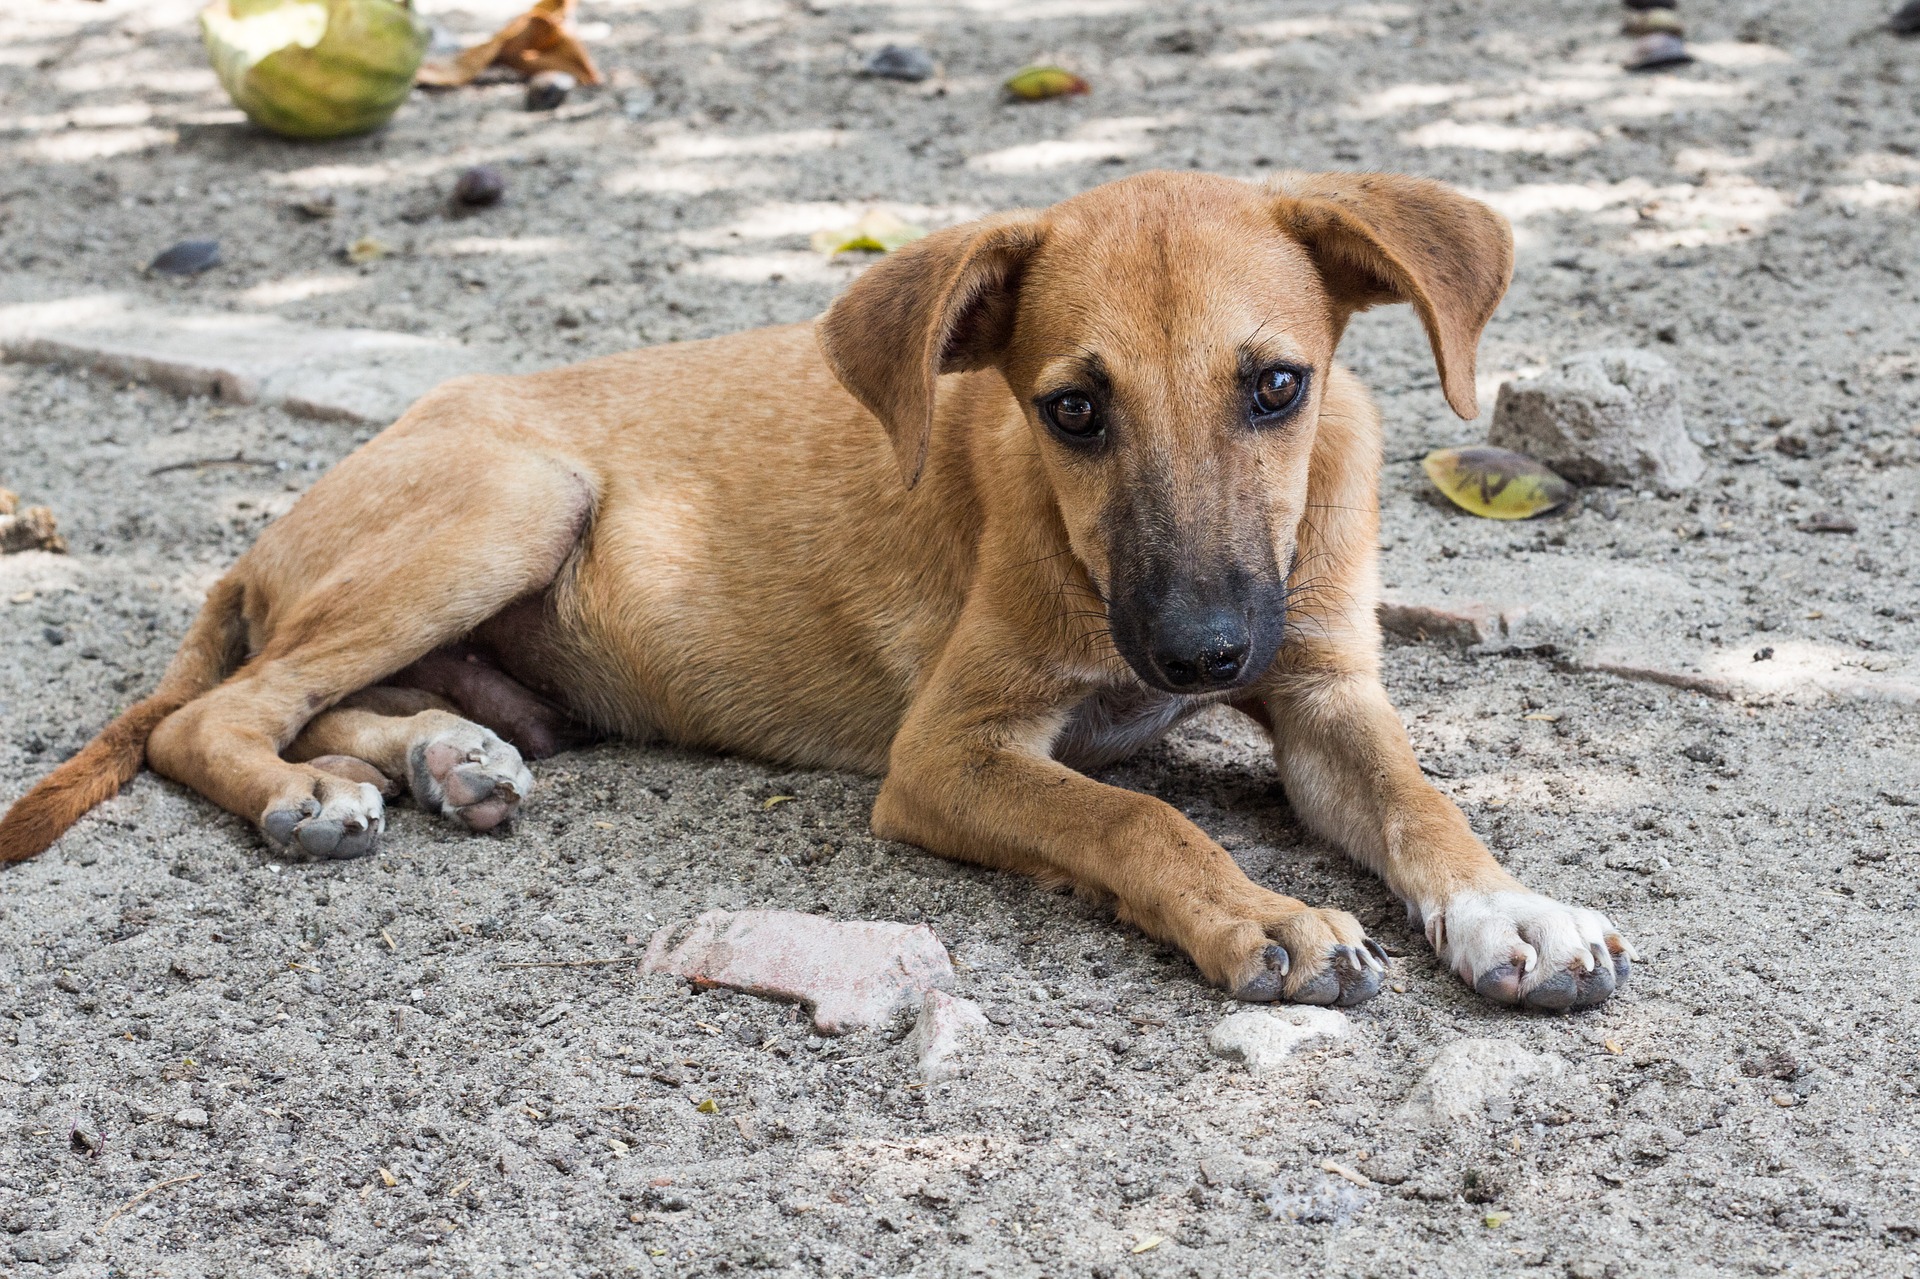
[0,577,246,864]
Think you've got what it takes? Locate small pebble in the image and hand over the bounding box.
[861,45,936,82]
[173,1106,210,1130]
[526,71,575,111]
[148,239,221,277]
[293,190,337,219]
[1625,32,1693,71]
[453,165,506,209]
[69,1116,102,1153]
[43,626,65,646]
[1796,512,1857,534]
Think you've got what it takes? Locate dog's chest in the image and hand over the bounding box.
[1054,684,1212,772]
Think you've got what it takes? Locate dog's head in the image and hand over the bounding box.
[817,171,1512,695]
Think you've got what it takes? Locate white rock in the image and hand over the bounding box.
[908,990,988,1082]
[172,1106,210,1130]
[1396,1038,1564,1125]
[1490,348,1705,493]
[1207,1006,1350,1075]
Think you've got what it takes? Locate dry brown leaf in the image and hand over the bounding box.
[417,0,600,88]
[0,488,67,555]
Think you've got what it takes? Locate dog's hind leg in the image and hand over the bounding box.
[144,425,594,860]
[289,688,534,833]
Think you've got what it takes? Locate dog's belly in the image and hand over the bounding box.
[1054,685,1214,772]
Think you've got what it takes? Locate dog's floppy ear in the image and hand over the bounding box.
[816,214,1045,488]
[1269,172,1513,420]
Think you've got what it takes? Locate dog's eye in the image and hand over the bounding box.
[1042,391,1102,440]
[1253,366,1306,418]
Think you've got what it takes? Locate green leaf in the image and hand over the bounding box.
[1004,65,1090,100]
[809,210,928,257]
[1423,446,1573,520]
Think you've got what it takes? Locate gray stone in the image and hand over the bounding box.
[1397,1039,1565,1125]
[1490,348,1705,493]
[861,45,936,82]
[908,989,988,1082]
[1207,1006,1348,1075]
[10,1230,77,1264]
[172,1106,210,1130]
[0,288,514,426]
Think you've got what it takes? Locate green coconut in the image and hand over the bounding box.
[201,0,429,140]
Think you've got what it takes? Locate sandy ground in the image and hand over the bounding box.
[4,0,1920,1276]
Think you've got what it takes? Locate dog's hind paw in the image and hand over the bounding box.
[407,723,534,833]
[1427,889,1636,1011]
[262,772,385,861]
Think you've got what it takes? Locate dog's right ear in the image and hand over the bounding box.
[816,214,1044,488]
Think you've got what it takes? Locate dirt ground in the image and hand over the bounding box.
[3,0,1920,1276]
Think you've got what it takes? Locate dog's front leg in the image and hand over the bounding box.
[1255,661,1636,1010]
[875,621,1387,1005]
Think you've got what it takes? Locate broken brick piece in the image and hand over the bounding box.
[642,909,952,1034]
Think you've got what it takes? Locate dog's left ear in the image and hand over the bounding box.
[1269,172,1513,420]
[816,213,1045,488]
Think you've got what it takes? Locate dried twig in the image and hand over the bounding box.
[147,453,278,477]
[1320,1159,1373,1189]
[97,1172,205,1231]
[496,956,646,969]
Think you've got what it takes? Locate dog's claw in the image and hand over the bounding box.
[263,799,316,845]
[1606,934,1635,984]
[1232,944,1293,1002]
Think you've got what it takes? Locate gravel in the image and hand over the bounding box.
[2,0,1919,1275]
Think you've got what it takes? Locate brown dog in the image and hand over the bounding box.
[0,171,1635,1010]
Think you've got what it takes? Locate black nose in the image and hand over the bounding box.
[1153,616,1251,691]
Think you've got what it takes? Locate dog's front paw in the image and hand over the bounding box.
[1427,889,1636,1010]
[262,771,386,861]
[1222,900,1389,1008]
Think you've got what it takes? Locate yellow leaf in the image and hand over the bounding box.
[695,1098,719,1114]
[378,1167,398,1187]
[1604,1039,1623,1055]
[1005,64,1090,100]
[1484,1211,1511,1228]
[761,795,795,810]
[347,235,390,264]
[809,210,926,257]
[1130,1236,1164,1254]
[1422,446,1572,520]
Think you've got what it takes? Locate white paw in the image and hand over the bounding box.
[406,723,534,833]
[1427,889,1637,1010]
[263,774,385,860]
